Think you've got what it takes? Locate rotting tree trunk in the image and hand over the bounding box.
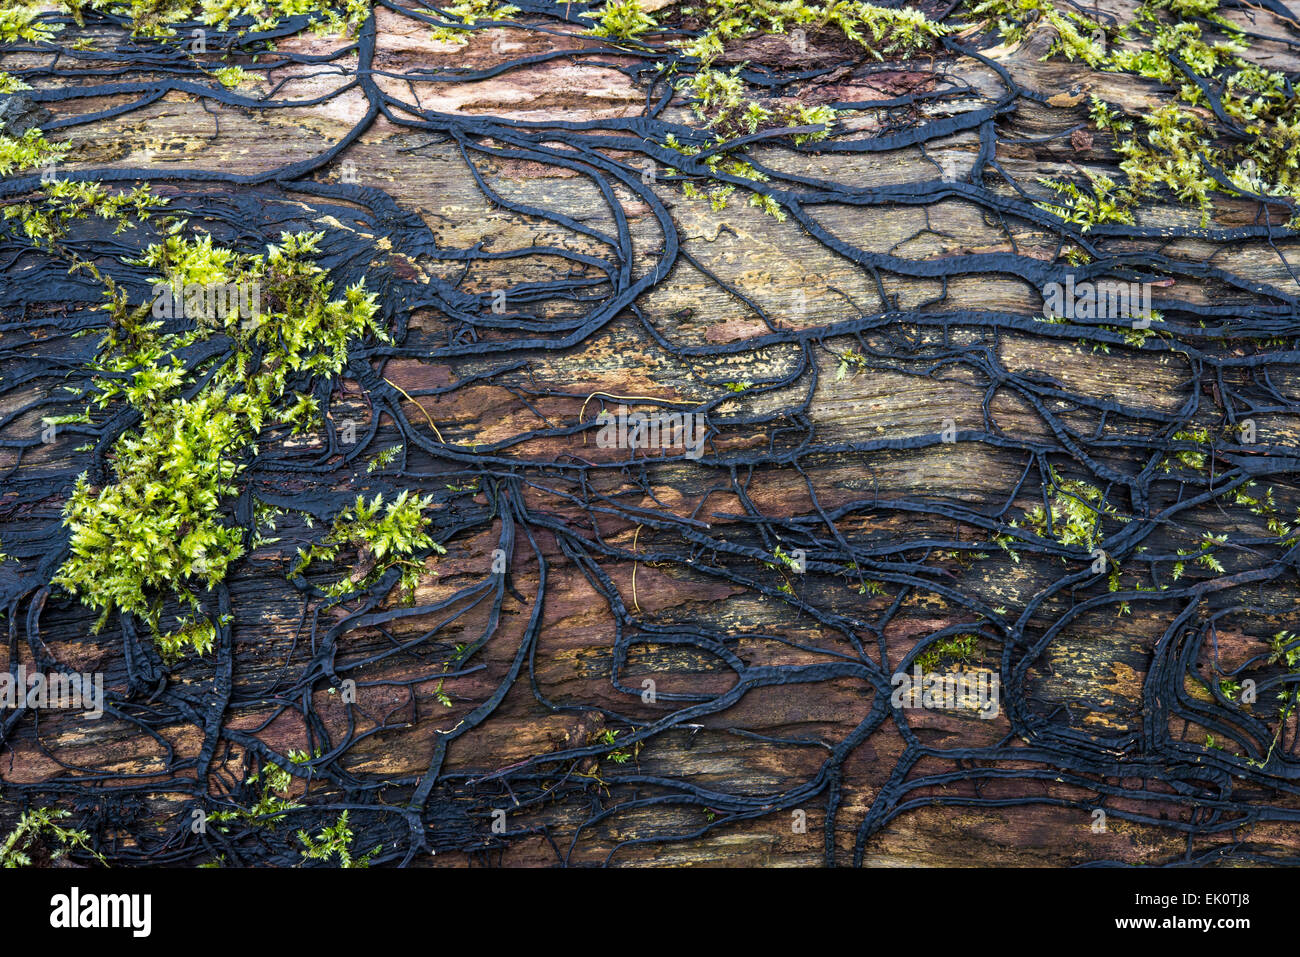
[3,0,1300,867]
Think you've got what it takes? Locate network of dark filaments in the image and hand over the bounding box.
[2,0,1300,866]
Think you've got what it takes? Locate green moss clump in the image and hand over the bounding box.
[0,128,69,178]
[4,179,167,248]
[678,66,840,143]
[0,808,104,868]
[56,1,373,38]
[655,2,944,221]
[298,811,380,867]
[292,490,444,602]
[1020,469,1126,552]
[963,0,1051,45]
[914,634,979,673]
[1035,166,1134,231]
[53,229,388,657]
[426,0,521,45]
[208,761,303,829]
[587,0,659,41]
[677,0,948,63]
[0,4,63,44]
[1162,427,1210,472]
[967,0,1300,229]
[0,71,31,93]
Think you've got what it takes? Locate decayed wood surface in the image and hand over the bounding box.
[4,0,1300,867]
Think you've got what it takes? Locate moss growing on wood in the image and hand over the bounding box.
[966,0,1300,227]
[59,0,372,37]
[427,0,521,45]
[292,490,443,602]
[587,0,658,41]
[297,810,380,867]
[53,229,389,657]
[0,808,103,867]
